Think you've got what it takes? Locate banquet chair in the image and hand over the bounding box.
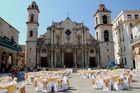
[20,86,26,93]
[7,84,17,93]
[113,78,124,91]
[54,80,64,92]
[92,79,96,88]
[25,76,32,85]
[102,79,111,91]
[82,73,88,78]
[62,76,69,90]
[33,79,38,88]
[123,74,133,89]
[0,88,7,93]
[92,78,103,89]
[35,82,43,92]
[42,81,52,93]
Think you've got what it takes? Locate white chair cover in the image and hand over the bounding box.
[93,79,103,89]
[35,82,43,92]
[102,79,111,91]
[54,84,64,92]
[0,89,8,93]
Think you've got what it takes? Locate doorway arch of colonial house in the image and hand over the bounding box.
[0,50,15,73]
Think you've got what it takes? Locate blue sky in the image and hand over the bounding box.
[0,0,140,45]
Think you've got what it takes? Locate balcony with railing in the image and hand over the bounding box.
[131,35,140,45]
[0,36,21,51]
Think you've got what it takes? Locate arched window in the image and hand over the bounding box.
[30,14,34,22]
[96,17,98,25]
[1,52,6,61]
[104,30,109,42]
[30,30,33,37]
[102,8,105,11]
[129,23,133,28]
[96,32,98,39]
[32,5,34,8]
[102,15,107,24]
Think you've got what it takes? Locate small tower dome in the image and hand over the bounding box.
[27,1,39,13]
[94,4,111,17]
[98,4,109,12]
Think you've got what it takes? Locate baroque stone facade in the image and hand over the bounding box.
[37,18,100,68]
[25,1,115,68]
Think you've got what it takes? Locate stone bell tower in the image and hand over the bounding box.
[25,1,39,68]
[94,4,115,67]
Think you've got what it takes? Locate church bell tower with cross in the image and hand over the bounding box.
[94,4,115,67]
[25,1,39,68]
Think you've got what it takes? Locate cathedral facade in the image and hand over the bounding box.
[25,1,114,68]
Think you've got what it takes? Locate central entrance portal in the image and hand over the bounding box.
[89,57,96,67]
[64,53,73,68]
[41,57,48,67]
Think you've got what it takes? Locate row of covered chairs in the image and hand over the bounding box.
[91,71,134,91]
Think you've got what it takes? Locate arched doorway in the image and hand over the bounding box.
[89,57,96,67]
[133,60,136,69]
[104,30,109,42]
[64,52,73,68]
[7,53,13,71]
[41,57,48,67]
[1,52,6,72]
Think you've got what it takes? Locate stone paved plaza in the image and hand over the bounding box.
[22,73,140,93]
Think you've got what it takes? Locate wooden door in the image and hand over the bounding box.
[41,57,48,67]
[64,53,73,68]
[89,57,96,67]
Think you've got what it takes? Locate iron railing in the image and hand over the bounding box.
[0,36,21,51]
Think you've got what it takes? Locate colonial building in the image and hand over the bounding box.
[131,20,140,69]
[0,17,21,73]
[113,10,140,68]
[25,1,115,68]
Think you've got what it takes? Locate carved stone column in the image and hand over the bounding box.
[51,49,53,68]
[96,46,100,68]
[61,50,64,67]
[53,49,57,67]
[82,49,84,67]
[48,50,51,68]
[96,45,101,68]
[51,31,53,45]
[86,48,89,68]
[0,50,1,70]
[74,50,77,67]
[85,49,87,67]
[82,31,84,44]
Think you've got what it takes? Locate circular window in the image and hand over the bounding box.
[65,29,71,35]
[90,49,94,54]
[42,49,46,53]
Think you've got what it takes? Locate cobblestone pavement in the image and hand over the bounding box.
[22,73,140,93]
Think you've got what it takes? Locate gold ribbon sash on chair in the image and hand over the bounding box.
[0,84,17,93]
